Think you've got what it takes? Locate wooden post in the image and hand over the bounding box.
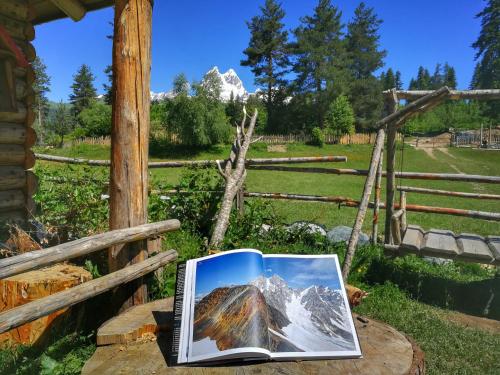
[488,124,492,148]
[342,128,385,279]
[109,0,153,311]
[480,123,483,148]
[384,89,399,244]
[372,150,383,244]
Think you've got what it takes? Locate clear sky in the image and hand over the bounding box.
[263,256,342,290]
[194,251,263,297]
[34,0,484,102]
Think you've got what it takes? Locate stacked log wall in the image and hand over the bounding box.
[0,1,37,238]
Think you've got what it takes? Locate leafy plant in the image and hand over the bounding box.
[309,127,325,147]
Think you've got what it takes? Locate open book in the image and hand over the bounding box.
[171,250,361,365]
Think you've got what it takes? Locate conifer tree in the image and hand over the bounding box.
[69,64,97,117]
[292,0,348,128]
[32,57,51,143]
[443,63,457,89]
[430,63,443,89]
[241,0,289,129]
[173,73,190,95]
[395,71,403,90]
[345,2,386,129]
[471,0,499,121]
[409,66,431,90]
[102,65,113,105]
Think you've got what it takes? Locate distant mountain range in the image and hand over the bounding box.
[150,66,252,103]
[192,274,355,354]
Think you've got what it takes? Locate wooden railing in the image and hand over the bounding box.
[0,220,180,334]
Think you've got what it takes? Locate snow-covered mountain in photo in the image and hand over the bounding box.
[251,274,355,352]
[149,67,250,102]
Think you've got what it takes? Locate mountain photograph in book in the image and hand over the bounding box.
[184,250,359,361]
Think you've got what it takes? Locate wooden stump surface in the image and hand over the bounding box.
[83,298,424,375]
[0,264,91,346]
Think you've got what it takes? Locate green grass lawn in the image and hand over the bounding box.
[35,142,500,236]
[2,141,499,374]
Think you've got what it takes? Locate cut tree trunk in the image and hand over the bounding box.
[0,264,91,347]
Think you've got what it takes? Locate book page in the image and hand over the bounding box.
[258,254,361,359]
[184,249,272,363]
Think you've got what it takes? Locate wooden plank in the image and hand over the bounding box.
[83,313,421,375]
[97,298,174,346]
[0,189,24,211]
[0,166,25,191]
[421,229,459,258]
[401,225,424,254]
[0,220,180,279]
[109,0,153,310]
[456,234,494,263]
[486,236,500,265]
[0,250,178,335]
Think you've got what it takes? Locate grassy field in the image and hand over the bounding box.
[36,142,500,237]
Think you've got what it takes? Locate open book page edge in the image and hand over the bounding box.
[183,249,271,363]
[262,254,362,359]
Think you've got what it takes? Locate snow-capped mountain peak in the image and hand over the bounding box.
[204,66,248,102]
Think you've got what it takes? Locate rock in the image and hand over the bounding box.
[287,221,327,237]
[259,224,272,235]
[423,256,452,265]
[327,226,369,247]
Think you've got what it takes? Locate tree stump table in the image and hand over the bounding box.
[83,298,424,375]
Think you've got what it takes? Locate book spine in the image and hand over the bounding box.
[170,262,186,365]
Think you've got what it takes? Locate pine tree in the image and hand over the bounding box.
[102,65,113,105]
[430,63,443,89]
[471,0,499,122]
[410,66,432,90]
[69,64,97,117]
[173,73,189,95]
[395,71,403,90]
[345,2,386,129]
[381,68,395,90]
[49,101,72,147]
[32,57,51,143]
[241,0,289,129]
[443,63,457,89]
[292,0,348,128]
[346,2,386,80]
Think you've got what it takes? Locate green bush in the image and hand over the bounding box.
[326,95,355,136]
[310,127,325,147]
[77,101,112,137]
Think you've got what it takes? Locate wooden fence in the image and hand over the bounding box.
[72,132,404,147]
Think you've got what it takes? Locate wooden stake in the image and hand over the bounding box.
[372,149,383,244]
[109,0,153,311]
[384,89,399,244]
[342,128,386,279]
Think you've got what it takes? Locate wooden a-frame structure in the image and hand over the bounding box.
[342,87,500,278]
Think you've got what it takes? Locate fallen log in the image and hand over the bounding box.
[0,220,180,279]
[35,154,347,168]
[385,89,500,100]
[0,250,178,335]
[247,165,500,184]
[398,186,500,200]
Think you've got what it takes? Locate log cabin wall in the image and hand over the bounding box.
[0,1,37,240]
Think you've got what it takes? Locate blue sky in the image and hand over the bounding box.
[263,257,342,290]
[195,251,263,297]
[34,0,484,102]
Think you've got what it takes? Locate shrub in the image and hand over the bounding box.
[310,127,325,147]
[326,95,355,136]
[77,101,112,137]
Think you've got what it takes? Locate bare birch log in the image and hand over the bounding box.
[342,128,386,279]
[397,186,500,200]
[384,89,500,100]
[209,109,258,249]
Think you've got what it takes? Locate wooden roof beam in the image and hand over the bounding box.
[50,0,86,22]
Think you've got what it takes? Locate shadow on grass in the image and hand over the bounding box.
[364,256,500,320]
[149,139,228,159]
